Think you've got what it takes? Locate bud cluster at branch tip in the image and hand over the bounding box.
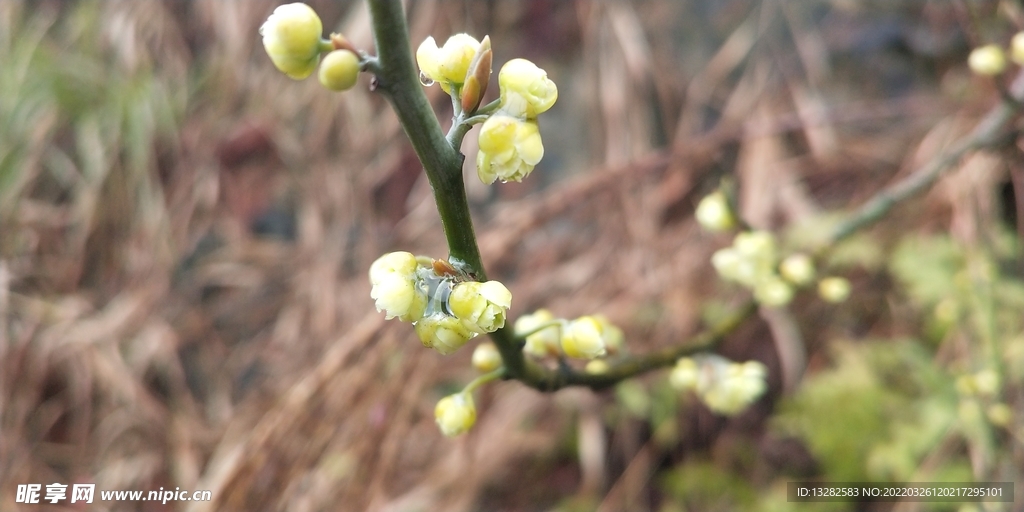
[670,355,768,416]
[260,3,364,92]
[514,310,624,362]
[368,252,511,356]
[415,33,557,186]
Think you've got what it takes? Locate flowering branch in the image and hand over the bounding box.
[261,1,1024,436]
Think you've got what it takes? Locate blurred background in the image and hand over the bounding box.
[1,0,1022,510]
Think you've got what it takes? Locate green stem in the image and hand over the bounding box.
[367,0,484,274]
[367,0,537,381]
[463,367,506,394]
[365,0,1024,393]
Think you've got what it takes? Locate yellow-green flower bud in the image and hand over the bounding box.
[973,369,1000,396]
[986,403,1012,427]
[818,276,851,303]
[449,280,512,334]
[435,393,476,437]
[695,191,736,232]
[561,316,608,359]
[585,359,610,374]
[1012,32,1024,65]
[733,230,776,263]
[779,253,815,286]
[415,313,477,355]
[712,248,754,285]
[498,58,558,118]
[471,341,502,373]
[754,276,794,307]
[260,3,324,80]
[476,115,544,184]
[592,314,624,355]
[701,361,767,415]
[669,357,701,392]
[369,251,427,322]
[955,374,976,396]
[515,309,561,357]
[416,33,480,93]
[968,44,1006,76]
[318,49,359,91]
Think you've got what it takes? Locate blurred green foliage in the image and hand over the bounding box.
[0,1,184,279]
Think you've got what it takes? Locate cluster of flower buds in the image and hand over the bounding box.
[669,355,768,415]
[369,252,511,355]
[711,230,796,307]
[416,34,558,185]
[967,32,1024,77]
[513,310,623,361]
[955,368,1013,429]
[260,3,362,91]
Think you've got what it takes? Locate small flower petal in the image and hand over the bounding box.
[416,33,480,93]
[415,313,477,355]
[477,115,544,184]
[498,58,558,118]
[449,281,512,333]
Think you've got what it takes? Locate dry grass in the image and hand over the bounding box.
[1,0,1017,511]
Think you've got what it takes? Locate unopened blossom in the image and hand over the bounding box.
[260,3,324,79]
[476,115,544,184]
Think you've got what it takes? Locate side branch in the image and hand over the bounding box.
[828,69,1024,244]
[513,70,1024,392]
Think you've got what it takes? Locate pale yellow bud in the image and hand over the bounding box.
[712,247,761,288]
[560,316,607,359]
[986,403,1012,427]
[733,230,776,263]
[818,277,851,303]
[416,33,480,93]
[369,252,427,322]
[695,191,736,232]
[318,49,360,91]
[435,393,477,437]
[449,280,512,334]
[973,369,1000,396]
[515,309,561,357]
[1012,32,1024,65]
[779,253,815,286]
[415,313,477,355]
[700,361,767,415]
[669,357,700,392]
[476,115,544,184]
[968,44,1006,76]
[592,315,624,355]
[260,3,324,79]
[585,359,610,374]
[471,341,502,373]
[498,58,558,118]
[754,276,794,307]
